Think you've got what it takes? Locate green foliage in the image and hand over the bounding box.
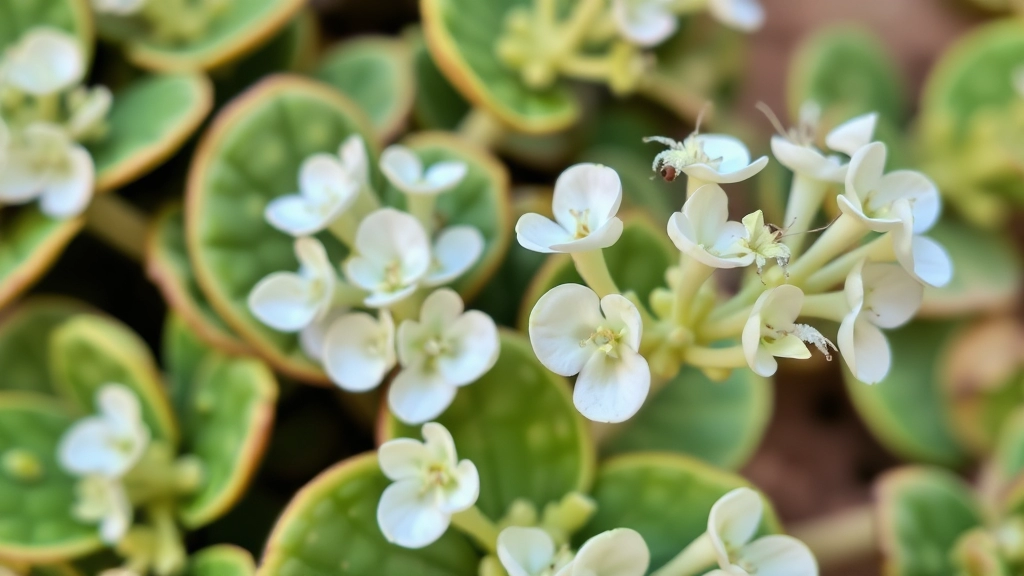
[0,299,88,394]
[0,0,92,57]
[187,545,256,576]
[0,210,83,311]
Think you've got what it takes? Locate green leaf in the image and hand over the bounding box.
[420,0,579,133]
[580,146,675,218]
[381,331,595,520]
[162,313,210,419]
[0,393,102,563]
[844,321,967,467]
[186,75,377,384]
[577,453,780,572]
[314,36,415,143]
[187,545,255,576]
[518,213,674,329]
[0,298,89,394]
[876,466,982,576]
[91,73,213,193]
[0,209,83,311]
[602,365,772,470]
[259,452,479,576]
[409,28,469,131]
[987,407,1024,493]
[0,0,93,58]
[49,314,179,447]
[147,205,251,355]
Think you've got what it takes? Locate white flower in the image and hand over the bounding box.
[768,105,876,182]
[424,225,484,287]
[323,310,396,392]
[67,86,113,141]
[838,261,922,384]
[1,28,85,96]
[892,231,953,288]
[824,113,878,157]
[264,153,359,237]
[837,142,940,236]
[529,283,650,423]
[498,527,573,576]
[645,133,768,184]
[666,184,753,269]
[707,0,765,32]
[72,475,132,544]
[58,384,149,478]
[380,145,467,195]
[377,422,479,549]
[344,208,431,307]
[706,488,817,576]
[612,0,677,47]
[738,210,790,275]
[92,0,148,15]
[390,289,499,424]
[298,307,348,362]
[0,122,95,218]
[497,526,649,576]
[742,285,835,377]
[248,237,336,332]
[516,163,623,254]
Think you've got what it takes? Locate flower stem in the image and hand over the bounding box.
[649,532,717,576]
[682,345,747,369]
[672,257,714,326]
[802,233,893,293]
[149,501,186,576]
[559,54,610,81]
[555,0,605,56]
[451,506,499,554]
[405,193,437,235]
[788,504,876,569]
[698,305,752,341]
[457,107,505,150]
[786,214,866,284]
[781,175,828,258]
[798,292,847,322]
[84,193,149,262]
[572,249,620,298]
[327,211,360,247]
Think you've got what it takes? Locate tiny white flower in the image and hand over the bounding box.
[705,488,818,576]
[72,475,132,545]
[516,163,624,254]
[742,285,835,377]
[707,0,765,32]
[248,237,336,332]
[380,145,467,195]
[0,122,95,218]
[768,104,877,182]
[1,28,85,96]
[645,132,768,184]
[377,422,479,549]
[498,527,573,576]
[738,210,790,275]
[529,283,650,423]
[298,306,348,362]
[264,153,359,237]
[390,289,499,424]
[323,310,396,392]
[92,0,148,15]
[66,86,113,141]
[338,134,371,189]
[498,526,650,576]
[667,183,753,269]
[838,261,922,384]
[891,231,953,288]
[612,0,678,48]
[424,225,484,287]
[344,208,432,307]
[58,384,150,478]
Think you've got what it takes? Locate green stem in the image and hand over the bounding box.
[353,185,380,220]
[788,504,876,569]
[149,501,186,576]
[802,233,893,293]
[36,93,60,123]
[698,305,752,341]
[682,345,746,369]
[457,108,505,150]
[786,214,867,284]
[327,210,360,247]
[555,0,605,56]
[650,532,717,576]
[332,280,368,309]
[558,54,610,81]
[571,249,619,298]
[405,193,437,235]
[710,278,766,320]
[672,257,714,326]
[536,0,557,26]
[798,292,847,322]
[84,193,149,262]
[451,506,499,554]
[781,175,828,258]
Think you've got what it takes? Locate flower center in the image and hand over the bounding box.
[423,462,455,491]
[422,335,451,358]
[569,208,591,238]
[382,261,404,292]
[581,326,625,358]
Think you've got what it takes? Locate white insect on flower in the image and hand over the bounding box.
[742,285,835,377]
[322,310,396,392]
[264,150,360,237]
[612,0,678,48]
[390,289,499,424]
[516,163,624,254]
[737,210,790,276]
[764,102,877,182]
[72,475,133,544]
[497,526,650,576]
[644,119,768,185]
[0,122,95,218]
[838,261,922,384]
[248,237,336,332]
[529,283,650,423]
[344,208,432,307]
[666,183,753,269]
[424,225,485,287]
[380,144,468,195]
[707,0,766,33]
[0,28,85,96]
[377,422,479,549]
[91,0,149,15]
[891,231,953,288]
[704,488,818,576]
[58,384,150,478]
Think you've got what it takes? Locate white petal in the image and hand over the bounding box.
[423,161,468,191]
[39,144,94,219]
[825,113,877,157]
[380,145,423,188]
[338,135,370,187]
[860,263,922,328]
[548,218,623,252]
[682,183,729,245]
[551,163,622,234]
[247,272,317,332]
[439,311,499,386]
[439,460,479,514]
[600,294,642,351]
[364,284,420,309]
[354,208,431,281]
[873,170,940,234]
[418,288,465,328]
[300,154,350,204]
[838,315,890,385]
[96,384,142,437]
[4,28,84,95]
[92,0,147,15]
[0,149,45,203]
[425,226,484,286]
[739,535,818,576]
[761,284,804,328]
[612,0,677,47]
[323,312,395,392]
[571,528,650,576]
[377,478,451,549]
[58,419,127,477]
[895,235,953,288]
[845,142,886,204]
[388,364,458,424]
[98,480,131,544]
[265,196,344,237]
[497,527,557,576]
[516,213,575,254]
[709,488,763,565]
[529,284,603,377]
[769,136,843,182]
[378,437,431,480]
[421,421,458,466]
[707,0,765,32]
[574,346,651,423]
[299,307,348,362]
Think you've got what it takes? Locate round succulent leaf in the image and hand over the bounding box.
[408,28,469,131]
[580,146,675,218]
[0,0,93,59]
[120,0,304,72]
[0,209,84,312]
[186,75,378,384]
[188,544,256,576]
[420,0,579,133]
[0,393,103,562]
[518,212,674,330]
[602,363,772,470]
[380,330,595,521]
[92,73,214,194]
[843,321,967,467]
[177,351,278,528]
[314,35,415,143]
[147,205,251,356]
[162,313,211,420]
[989,407,1024,496]
[0,298,90,394]
[875,466,982,576]
[258,452,479,576]
[48,314,178,447]
[576,453,781,572]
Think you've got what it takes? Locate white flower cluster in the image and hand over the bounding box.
[613,0,766,48]
[248,137,499,424]
[0,28,110,219]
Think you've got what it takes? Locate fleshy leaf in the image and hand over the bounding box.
[188,544,256,576]
[0,209,84,311]
[408,28,469,131]
[0,298,90,394]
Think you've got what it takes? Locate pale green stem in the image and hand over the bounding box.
[572,249,619,298]
[786,214,867,284]
[669,0,710,14]
[672,257,714,326]
[781,175,828,258]
[802,233,894,293]
[537,0,557,26]
[457,107,505,150]
[331,280,367,309]
[352,184,380,220]
[84,194,149,262]
[788,504,876,570]
[798,291,848,322]
[327,211,360,247]
[149,501,186,576]
[555,0,605,56]
[405,193,437,235]
[558,54,611,81]
[586,12,620,43]
[709,278,766,321]
[36,93,60,123]
[698,305,753,341]
[387,289,427,324]
[451,506,499,554]
[686,177,709,198]
[650,532,717,576]
[682,345,747,369]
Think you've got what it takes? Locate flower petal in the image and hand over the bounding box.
[707,0,765,32]
[860,263,922,328]
[339,135,370,186]
[529,284,603,377]
[58,419,126,476]
[825,113,877,157]
[574,346,651,423]
[4,28,84,95]
[548,217,624,252]
[299,153,351,205]
[99,479,132,544]
[323,312,395,392]
[364,284,420,309]
[845,142,886,204]
[516,213,575,254]
[354,208,432,278]
[895,234,953,288]
[264,195,328,236]
[551,163,622,234]
[423,161,468,192]
[39,143,94,219]
[439,460,479,514]
[378,437,431,480]
[497,527,557,576]
[873,170,940,234]
[838,315,890,385]
[380,145,424,189]
[299,307,348,362]
[247,272,317,332]
[612,0,677,47]
[425,226,484,286]
[421,421,459,465]
[439,311,499,386]
[571,528,650,576]
[388,364,458,424]
[599,294,642,351]
[708,488,763,565]
[377,478,451,549]
[739,535,818,576]
[769,136,843,182]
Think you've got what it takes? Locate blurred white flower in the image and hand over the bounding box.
[92,0,148,15]
[1,28,84,96]
[516,163,623,254]
[838,142,940,236]
[58,384,149,478]
[248,237,336,332]
[0,122,95,218]
[824,113,879,157]
[707,0,765,32]
[323,310,396,392]
[344,208,431,307]
[298,307,348,362]
[390,289,499,424]
[338,134,371,189]
[529,283,650,423]
[66,86,113,141]
[768,104,876,182]
[612,0,677,47]
[424,225,484,287]
[380,145,467,195]
[498,527,574,576]
[838,261,922,384]
[497,526,649,576]
[742,285,835,377]
[72,475,132,544]
[377,422,479,549]
[645,133,767,185]
[667,184,753,269]
[264,153,359,237]
[891,231,953,288]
